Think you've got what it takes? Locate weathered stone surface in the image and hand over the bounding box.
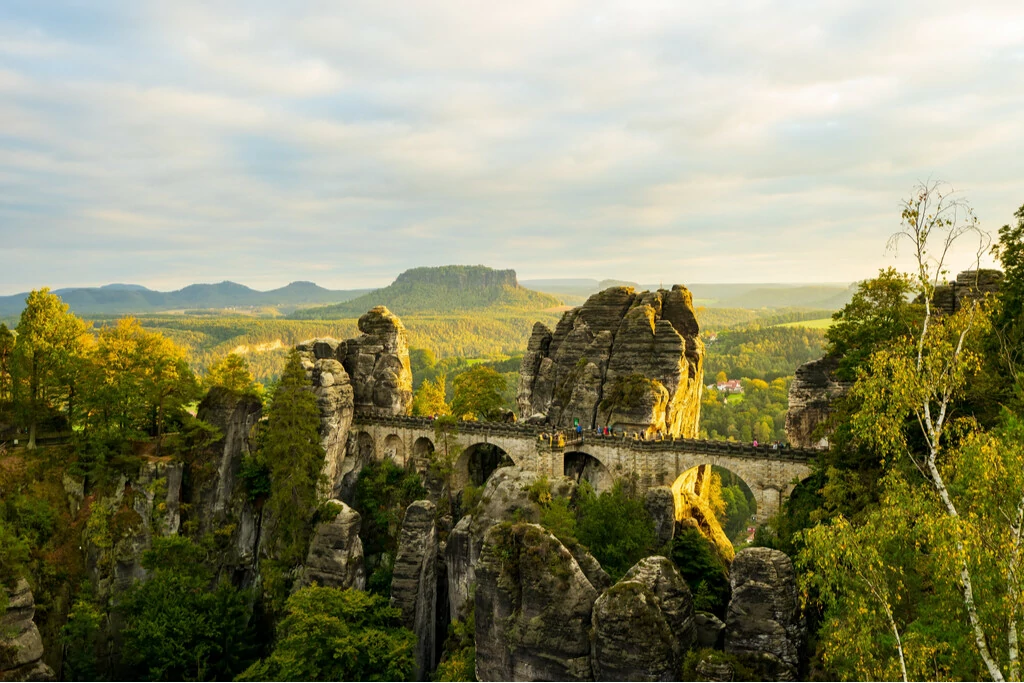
[724,548,806,682]
[645,486,676,547]
[592,581,675,681]
[294,346,357,496]
[299,500,365,591]
[0,580,55,681]
[391,500,438,681]
[340,306,413,417]
[695,612,726,648]
[695,657,735,682]
[671,464,735,564]
[193,387,262,571]
[932,268,1003,315]
[475,523,599,682]
[518,285,704,437]
[445,467,577,619]
[195,387,262,528]
[784,356,850,448]
[592,556,695,681]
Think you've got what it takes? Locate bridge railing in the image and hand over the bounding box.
[351,413,821,462]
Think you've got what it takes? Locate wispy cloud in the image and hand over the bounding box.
[0,0,1021,292]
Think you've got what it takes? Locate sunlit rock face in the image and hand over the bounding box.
[784,356,850,448]
[671,464,735,564]
[518,285,704,437]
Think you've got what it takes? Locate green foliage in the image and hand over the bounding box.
[575,480,656,582]
[118,536,256,681]
[0,322,13,403]
[61,591,104,682]
[239,454,272,502]
[825,268,922,381]
[704,325,826,382]
[0,514,30,615]
[669,528,731,618]
[204,352,261,398]
[261,351,326,570]
[599,374,662,416]
[699,377,790,443]
[239,586,416,682]
[435,601,476,682]
[353,459,426,595]
[719,483,753,541]
[412,374,450,417]
[451,365,507,420]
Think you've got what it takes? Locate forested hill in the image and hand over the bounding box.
[0,281,370,316]
[290,265,563,318]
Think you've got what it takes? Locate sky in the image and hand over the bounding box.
[2,1,1023,294]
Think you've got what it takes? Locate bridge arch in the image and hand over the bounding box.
[670,464,757,544]
[454,442,515,489]
[355,431,375,461]
[383,434,405,465]
[563,451,613,492]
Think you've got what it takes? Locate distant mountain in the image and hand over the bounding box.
[292,265,562,319]
[0,281,371,317]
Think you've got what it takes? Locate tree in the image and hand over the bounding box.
[826,268,922,381]
[412,374,449,417]
[204,353,260,397]
[451,366,506,420]
[83,318,199,439]
[801,181,1019,681]
[261,350,327,570]
[0,323,13,403]
[12,289,89,447]
[117,536,256,681]
[240,586,415,682]
[715,370,728,384]
[575,480,656,581]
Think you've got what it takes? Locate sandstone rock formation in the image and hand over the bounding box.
[591,556,696,681]
[518,285,704,437]
[475,523,599,682]
[724,547,806,681]
[294,343,356,496]
[784,356,850,448]
[671,464,735,563]
[194,387,261,532]
[694,612,726,648]
[299,500,365,591]
[391,501,439,680]
[645,486,676,547]
[0,580,55,681]
[340,306,413,417]
[932,268,1003,315]
[445,467,577,619]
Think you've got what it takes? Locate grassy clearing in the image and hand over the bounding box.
[774,317,833,329]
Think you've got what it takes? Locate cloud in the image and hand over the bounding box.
[0,0,1021,292]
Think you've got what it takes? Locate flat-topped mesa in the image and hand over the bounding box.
[518,284,705,438]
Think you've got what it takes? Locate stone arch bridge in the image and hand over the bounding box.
[351,415,816,522]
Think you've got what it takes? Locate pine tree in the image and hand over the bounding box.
[262,350,325,569]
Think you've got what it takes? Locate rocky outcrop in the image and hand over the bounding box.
[784,356,850,448]
[445,467,577,619]
[518,285,704,437]
[294,342,356,496]
[645,486,676,547]
[193,388,262,572]
[932,268,1003,315]
[695,612,726,648]
[671,464,735,564]
[299,500,365,591]
[475,524,599,682]
[0,580,55,681]
[391,501,439,681]
[194,387,261,531]
[724,548,806,681]
[591,556,696,681]
[340,306,413,417]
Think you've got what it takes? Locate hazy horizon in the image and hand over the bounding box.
[2,1,1019,292]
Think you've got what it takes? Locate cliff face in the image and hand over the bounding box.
[784,356,851,448]
[518,285,704,437]
[0,580,55,681]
